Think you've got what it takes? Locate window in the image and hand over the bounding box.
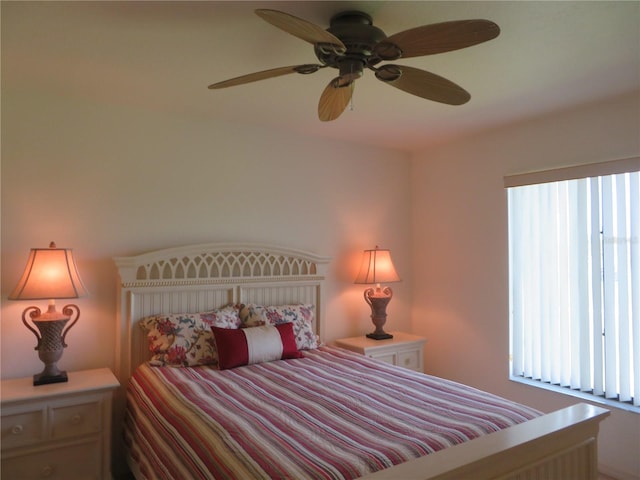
[507,160,639,409]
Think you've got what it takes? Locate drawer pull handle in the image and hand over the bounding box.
[70,413,83,425]
[41,465,54,477]
[11,424,24,435]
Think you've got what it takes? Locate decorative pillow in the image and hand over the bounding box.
[238,304,318,350]
[238,304,265,327]
[212,323,303,370]
[140,305,241,367]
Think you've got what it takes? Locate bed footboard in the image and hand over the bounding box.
[360,403,609,480]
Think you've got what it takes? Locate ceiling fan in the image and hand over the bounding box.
[208,9,500,121]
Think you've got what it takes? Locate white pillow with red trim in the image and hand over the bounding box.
[212,323,303,370]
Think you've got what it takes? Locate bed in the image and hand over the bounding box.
[114,242,610,480]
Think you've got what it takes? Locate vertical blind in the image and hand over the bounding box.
[508,170,639,407]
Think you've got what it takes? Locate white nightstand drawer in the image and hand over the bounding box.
[398,350,421,371]
[335,332,427,373]
[2,439,101,480]
[370,352,397,364]
[51,401,101,440]
[1,409,45,449]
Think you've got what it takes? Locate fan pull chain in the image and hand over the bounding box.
[349,63,356,111]
[349,81,355,111]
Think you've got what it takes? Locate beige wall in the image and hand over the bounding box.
[410,90,640,479]
[1,90,413,379]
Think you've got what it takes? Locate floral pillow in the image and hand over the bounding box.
[140,305,241,367]
[237,304,265,327]
[238,303,318,350]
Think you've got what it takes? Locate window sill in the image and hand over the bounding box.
[510,375,640,414]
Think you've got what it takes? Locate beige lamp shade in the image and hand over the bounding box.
[354,246,400,285]
[9,242,88,300]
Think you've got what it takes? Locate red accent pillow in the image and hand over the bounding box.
[212,323,303,370]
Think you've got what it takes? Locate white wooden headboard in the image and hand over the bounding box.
[114,242,330,385]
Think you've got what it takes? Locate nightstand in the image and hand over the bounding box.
[335,331,427,373]
[1,368,119,480]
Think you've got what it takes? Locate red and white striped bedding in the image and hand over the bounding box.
[124,346,541,480]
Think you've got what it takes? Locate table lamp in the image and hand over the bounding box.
[354,246,400,340]
[9,242,88,385]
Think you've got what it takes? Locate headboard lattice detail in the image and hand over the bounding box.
[115,243,329,288]
[136,251,317,282]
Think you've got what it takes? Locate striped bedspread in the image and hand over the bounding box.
[125,346,540,480]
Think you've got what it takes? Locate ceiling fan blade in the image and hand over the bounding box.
[255,9,346,52]
[375,65,470,105]
[208,64,321,89]
[318,77,353,121]
[374,20,500,60]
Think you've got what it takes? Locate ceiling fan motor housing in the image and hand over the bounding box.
[315,11,387,79]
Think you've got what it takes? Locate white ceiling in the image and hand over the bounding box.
[2,1,639,153]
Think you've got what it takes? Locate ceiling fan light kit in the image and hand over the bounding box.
[208,8,500,121]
